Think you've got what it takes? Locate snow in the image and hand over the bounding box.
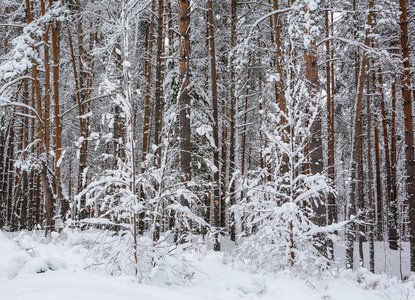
[308,1,318,12]
[0,230,414,300]
[122,60,131,68]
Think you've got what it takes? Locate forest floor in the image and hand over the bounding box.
[0,230,414,300]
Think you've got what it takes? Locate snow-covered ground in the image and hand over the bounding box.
[0,230,414,300]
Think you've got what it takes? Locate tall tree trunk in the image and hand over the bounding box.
[366,75,375,272]
[371,61,384,243]
[50,0,68,220]
[220,103,228,228]
[41,0,51,153]
[272,0,285,116]
[0,6,9,228]
[5,125,13,229]
[178,0,191,209]
[207,0,221,251]
[154,0,164,167]
[140,0,155,233]
[40,0,54,231]
[76,0,86,201]
[399,0,415,271]
[241,81,249,199]
[304,33,324,225]
[326,4,336,226]
[142,0,155,167]
[0,129,4,228]
[228,0,237,242]
[50,0,61,178]
[373,98,383,241]
[377,68,398,249]
[167,0,173,56]
[391,56,398,241]
[25,0,43,228]
[21,80,30,229]
[75,0,92,219]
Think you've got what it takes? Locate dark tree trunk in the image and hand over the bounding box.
[154,0,164,167]
[228,0,237,242]
[178,0,192,209]
[207,0,221,251]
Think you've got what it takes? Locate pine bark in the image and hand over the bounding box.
[399,0,415,271]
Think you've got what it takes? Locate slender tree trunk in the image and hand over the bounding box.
[326,5,336,226]
[76,0,86,210]
[399,0,415,271]
[40,0,54,231]
[41,0,51,153]
[304,31,324,225]
[1,125,7,227]
[220,105,228,228]
[167,0,173,56]
[178,0,191,210]
[241,82,249,198]
[21,80,30,229]
[273,0,285,113]
[391,57,398,241]
[357,110,365,266]
[28,65,36,230]
[26,0,44,228]
[50,0,61,177]
[0,6,8,227]
[140,0,155,233]
[5,125,13,229]
[154,0,164,167]
[75,0,93,219]
[366,75,375,272]
[142,0,155,166]
[50,0,68,220]
[207,0,221,251]
[25,0,45,230]
[0,129,4,228]
[377,68,398,249]
[228,0,237,242]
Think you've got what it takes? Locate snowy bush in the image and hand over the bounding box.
[235,77,333,276]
